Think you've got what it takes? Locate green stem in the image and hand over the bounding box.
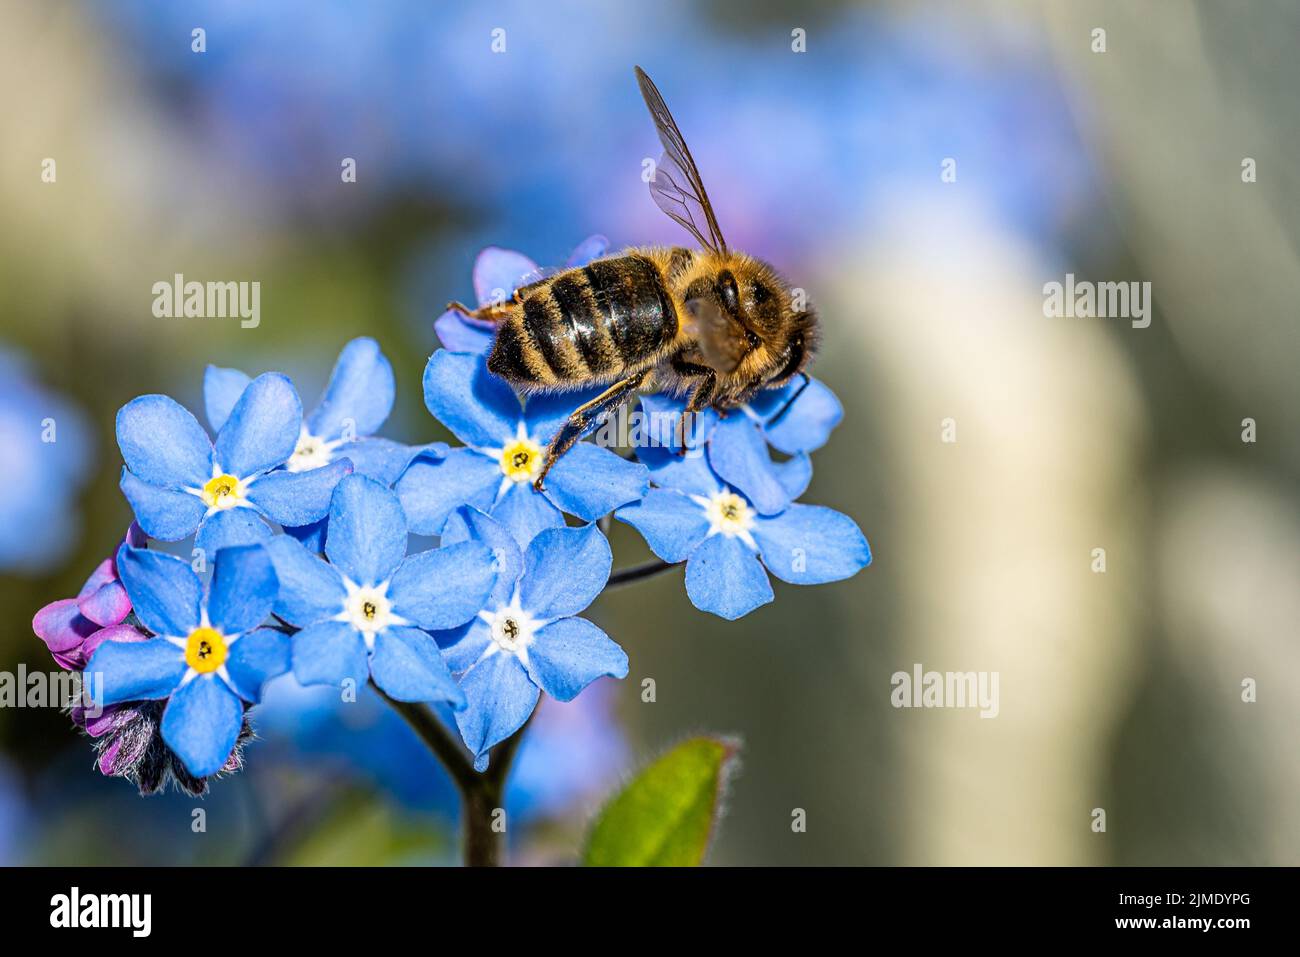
[606,557,676,588]
[374,682,532,866]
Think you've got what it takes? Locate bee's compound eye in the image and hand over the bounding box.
[717,270,739,314]
[751,280,772,305]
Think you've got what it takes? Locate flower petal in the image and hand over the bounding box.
[194,507,271,557]
[78,558,118,599]
[519,524,611,619]
[614,489,709,563]
[206,544,278,636]
[388,541,496,630]
[542,443,649,520]
[203,365,252,434]
[432,617,493,675]
[523,384,609,446]
[774,453,813,501]
[421,350,519,448]
[635,444,721,498]
[246,459,353,527]
[639,392,717,453]
[439,506,524,606]
[265,535,346,626]
[82,622,146,661]
[473,246,538,306]
[370,626,466,706]
[284,519,327,554]
[338,437,438,486]
[78,578,131,628]
[525,616,627,702]
[291,620,368,689]
[684,534,773,620]
[223,627,291,702]
[435,310,495,354]
[116,394,213,489]
[214,372,302,477]
[119,468,206,542]
[394,447,500,535]
[86,637,185,705]
[324,474,408,586]
[753,377,843,454]
[490,481,565,548]
[307,337,396,440]
[32,598,97,666]
[454,651,539,770]
[752,504,871,584]
[161,675,245,777]
[707,415,792,515]
[564,234,609,268]
[116,544,202,637]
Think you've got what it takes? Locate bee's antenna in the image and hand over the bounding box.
[768,373,810,428]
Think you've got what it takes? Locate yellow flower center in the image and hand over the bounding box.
[499,438,543,483]
[201,473,243,510]
[184,627,228,674]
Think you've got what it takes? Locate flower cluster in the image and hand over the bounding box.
[32,240,870,790]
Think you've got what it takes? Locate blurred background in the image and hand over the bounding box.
[2,0,1297,865]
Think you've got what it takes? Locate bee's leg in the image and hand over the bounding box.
[445,300,512,323]
[670,359,718,454]
[534,369,653,491]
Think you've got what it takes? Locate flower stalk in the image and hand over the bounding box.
[374,683,529,867]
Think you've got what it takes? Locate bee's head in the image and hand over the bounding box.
[682,253,818,389]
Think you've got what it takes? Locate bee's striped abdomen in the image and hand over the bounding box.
[488,253,678,386]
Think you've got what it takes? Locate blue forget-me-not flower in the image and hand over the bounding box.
[86,543,289,777]
[616,445,870,620]
[395,350,648,546]
[432,506,628,770]
[116,372,352,548]
[265,474,496,706]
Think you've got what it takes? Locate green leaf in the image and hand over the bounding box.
[583,735,739,867]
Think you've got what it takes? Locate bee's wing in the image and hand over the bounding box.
[635,66,728,254]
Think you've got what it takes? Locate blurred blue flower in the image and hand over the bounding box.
[0,347,92,573]
[395,350,648,546]
[433,507,627,770]
[616,448,870,620]
[266,474,494,706]
[0,758,30,864]
[87,544,289,777]
[117,373,353,548]
[106,2,1096,266]
[255,673,628,824]
[435,237,609,353]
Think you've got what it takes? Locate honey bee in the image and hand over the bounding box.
[447,66,817,489]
